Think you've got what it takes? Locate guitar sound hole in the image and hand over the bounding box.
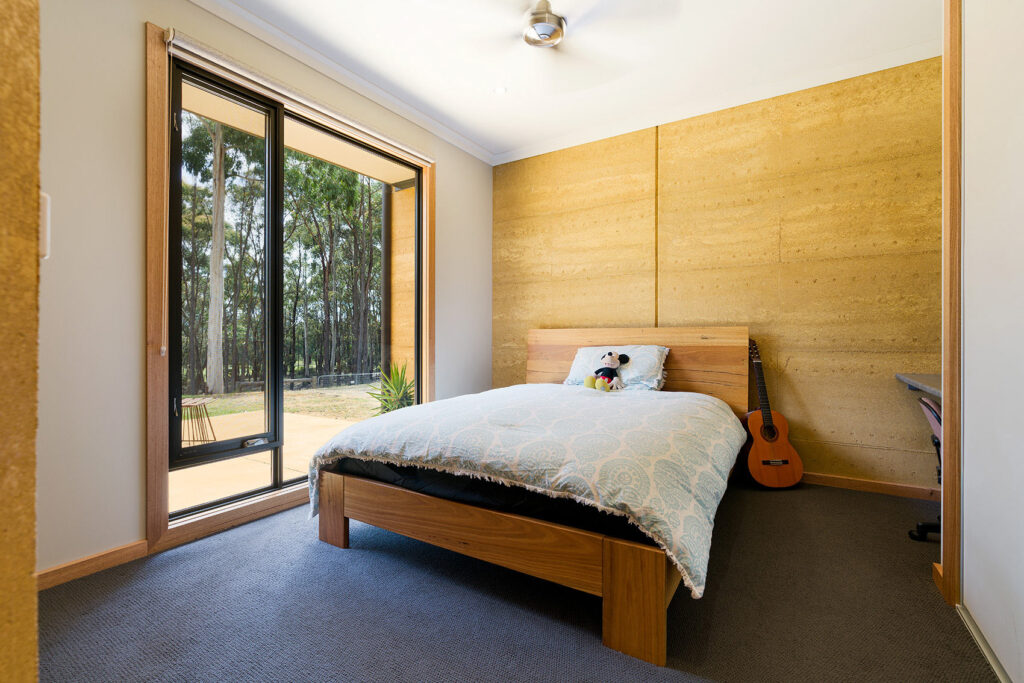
[760,425,778,442]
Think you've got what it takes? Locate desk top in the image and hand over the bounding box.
[894,373,941,399]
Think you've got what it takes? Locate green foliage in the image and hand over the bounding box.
[181,113,265,182]
[178,108,387,395]
[368,363,415,415]
[281,148,383,380]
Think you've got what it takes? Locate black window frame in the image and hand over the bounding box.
[167,59,421,519]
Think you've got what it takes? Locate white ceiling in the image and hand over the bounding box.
[189,0,943,165]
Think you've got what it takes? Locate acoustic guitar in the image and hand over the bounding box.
[744,340,804,488]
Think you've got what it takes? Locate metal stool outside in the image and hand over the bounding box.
[182,397,217,445]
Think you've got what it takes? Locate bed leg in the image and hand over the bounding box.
[319,472,349,549]
[602,538,667,666]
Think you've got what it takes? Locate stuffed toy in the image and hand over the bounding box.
[583,351,630,391]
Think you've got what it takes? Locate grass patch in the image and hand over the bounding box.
[186,384,378,422]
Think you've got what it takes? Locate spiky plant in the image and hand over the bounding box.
[368,362,416,415]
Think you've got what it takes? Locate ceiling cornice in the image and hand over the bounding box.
[186,0,500,164]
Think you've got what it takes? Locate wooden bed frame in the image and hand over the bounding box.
[318,326,749,665]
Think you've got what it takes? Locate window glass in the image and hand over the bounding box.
[177,80,270,450]
[167,62,422,516]
[169,455,272,515]
[280,118,418,481]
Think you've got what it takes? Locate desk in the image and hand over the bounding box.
[895,373,941,399]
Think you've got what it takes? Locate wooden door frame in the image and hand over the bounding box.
[936,0,962,606]
[144,22,436,551]
[145,22,170,549]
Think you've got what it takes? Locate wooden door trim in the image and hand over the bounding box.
[145,21,171,551]
[938,0,962,606]
[421,162,436,402]
[153,485,309,554]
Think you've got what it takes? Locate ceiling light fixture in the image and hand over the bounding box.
[493,86,509,95]
[523,1,566,48]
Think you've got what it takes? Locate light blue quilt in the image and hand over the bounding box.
[309,384,745,598]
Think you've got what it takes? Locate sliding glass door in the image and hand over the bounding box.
[278,117,419,480]
[168,61,420,517]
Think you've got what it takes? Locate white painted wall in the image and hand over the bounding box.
[962,1,1024,680]
[38,0,492,570]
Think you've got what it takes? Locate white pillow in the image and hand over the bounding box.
[563,345,670,391]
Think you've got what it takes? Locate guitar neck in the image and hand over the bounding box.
[752,359,774,427]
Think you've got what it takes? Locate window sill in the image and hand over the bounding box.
[152,482,308,553]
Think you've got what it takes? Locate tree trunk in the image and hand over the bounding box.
[321,261,332,377]
[302,252,310,375]
[330,302,338,374]
[290,250,301,377]
[330,256,340,374]
[186,182,202,394]
[205,123,226,394]
[352,178,373,375]
[230,257,240,392]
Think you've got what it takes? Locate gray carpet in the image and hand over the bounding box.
[39,484,995,682]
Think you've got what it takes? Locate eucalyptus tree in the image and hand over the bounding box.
[180,180,212,394]
[181,113,265,394]
[178,116,386,396]
[283,149,383,379]
[285,150,350,376]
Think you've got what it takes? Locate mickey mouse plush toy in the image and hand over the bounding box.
[584,351,630,391]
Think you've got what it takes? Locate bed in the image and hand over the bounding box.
[311,326,749,666]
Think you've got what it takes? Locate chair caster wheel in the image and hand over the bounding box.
[908,519,940,542]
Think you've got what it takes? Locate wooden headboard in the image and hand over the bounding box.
[526,327,749,416]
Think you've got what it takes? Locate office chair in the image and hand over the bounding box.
[909,396,941,542]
